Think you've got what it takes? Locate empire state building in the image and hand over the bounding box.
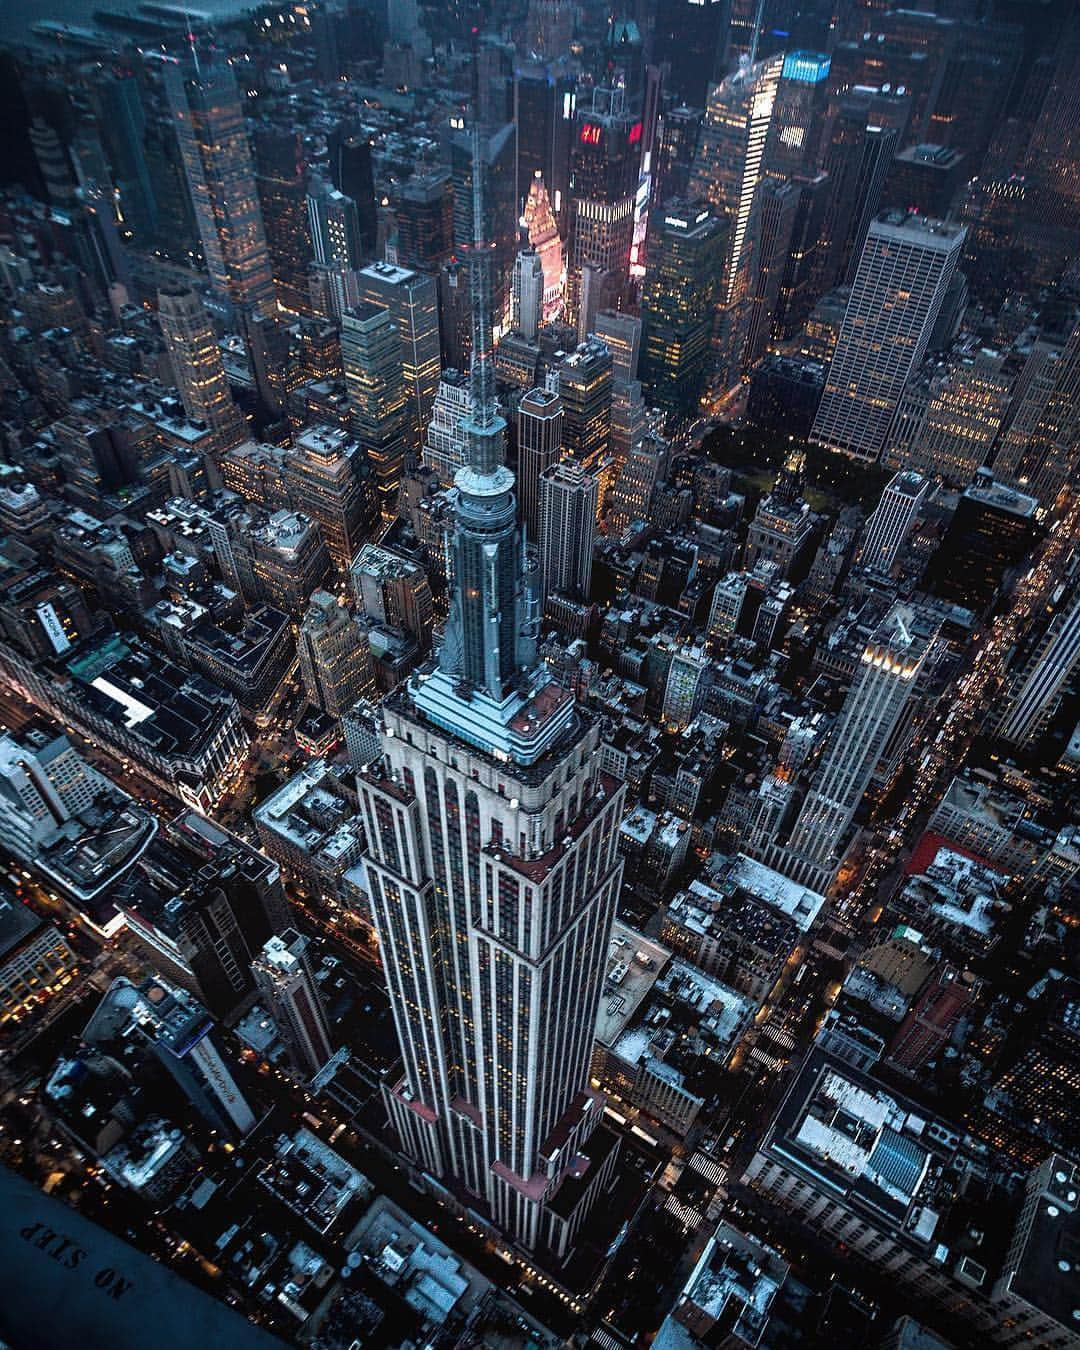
[357,114,625,1258]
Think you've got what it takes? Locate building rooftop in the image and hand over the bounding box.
[893,845,1009,951]
[1003,1157,1080,1332]
[761,1047,966,1249]
[103,1116,189,1194]
[655,959,754,1052]
[258,1128,371,1234]
[34,801,158,902]
[68,638,239,761]
[669,880,800,960]
[961,475,1039,519]
[721,854,826,932]
[254,761,356,860]
[655,1221,790,1349]
[186,605,291,679]
[0,890,42,961]
[595,921,670,1047]
[620,806,657,847]
[874,210,966,244]
[359,259,418,286]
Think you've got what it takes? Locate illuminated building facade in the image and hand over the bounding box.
[341,303,409,518]
[298,589,376,718]
[421,368,472,488]
[810,213,966,462]
[253,126,310,316]
[307,177,363,320]
[538,458,597,602]
[156,285,246,453]
[163,49,276,317]
[556,339,614,508]
[888,351,1011,484]
[565,86,642,329]
[786,604,934,870]
[690,54,783,391]
[522,171,564,320]
[285,425,377,569]
[997,589,1080,750]
[856,470,929,575]
[356,262,441,453]
[517,385,563,541]
[640,204,727,424]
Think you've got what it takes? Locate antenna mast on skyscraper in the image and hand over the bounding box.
[467,26,497,438]
[185,11,201,75]
[748,0,767,66]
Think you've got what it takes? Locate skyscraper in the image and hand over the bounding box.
[522,171,564,319]
[653,0,728,109]
[1021,9,1080,266]
[116,827,289,1021]
[814,92,901,296]
[514,70,573,231]
[350,545,434,652]
[526,0,573,61]
[565,85,642,330]
[922,475,1040,616]
[517,385,563,540]
[393,169,455,271]
[997,590,1080,749]
[690,55,783,391]
[307,176,363,320]
[610,431,669,531]
[663,645,711,730]
[84,975,256,1140]
[357,117,625,1258]
[341,302,409,517]
[297,589,376,717]
[595,310,645,472]
[640,204,727,424]
[252,125,310,316]
[157,285,246,452]
[810,213,966,462]
[890,351,1012,485]
[328,127,378,255]
[743,178,801,370]
[356,262,441,452]
[856,471,930,575]
[764,51,832,180]
[593,310,641,387]
[786,604,934,872]
[654,104,705,209]
[284,425,377,570]
[422,369,473,488]
[557,338,614,506]
[252,929,335,1079]
[538,459,597,602]
[163,49,275,316]
[995,316,1080,507]
[93,73,158,246]
[511,246,544,339]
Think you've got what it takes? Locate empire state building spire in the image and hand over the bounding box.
[424,84,543,719]
[465,108,501,458]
